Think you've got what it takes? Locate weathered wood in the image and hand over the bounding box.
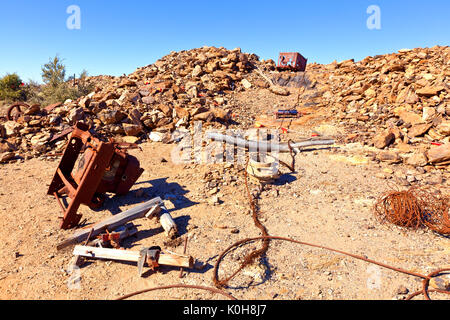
[57,197,163,250]
[73,245,193,268]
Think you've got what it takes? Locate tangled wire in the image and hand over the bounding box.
[374,186,450,235]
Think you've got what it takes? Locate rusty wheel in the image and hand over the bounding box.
[6,102,30,121]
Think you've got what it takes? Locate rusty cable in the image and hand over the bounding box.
[116,284,237,300]
[213,157,270,288]
[278,140,296,172]
[212,235,450,300]
[374,186,450,235]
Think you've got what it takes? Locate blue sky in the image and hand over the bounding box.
[0,0,448,83]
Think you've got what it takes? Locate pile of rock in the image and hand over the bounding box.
[295,45,450,167]
[0,46,260,160]
[0,45,449,168]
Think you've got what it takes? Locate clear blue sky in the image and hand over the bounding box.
[0,0,448,83]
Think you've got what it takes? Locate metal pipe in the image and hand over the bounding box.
[206,132,335,153]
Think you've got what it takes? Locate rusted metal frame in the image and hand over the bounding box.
[277,52,307,72]
[48,125,115,229]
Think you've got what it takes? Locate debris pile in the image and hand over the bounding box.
[1,45,449,169]
[0,46,260,160]
[297,46,450,167]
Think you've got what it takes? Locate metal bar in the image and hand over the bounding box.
[206,132,335,153]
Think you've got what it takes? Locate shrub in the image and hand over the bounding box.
[0,73,25,101]
[39,56,94,105]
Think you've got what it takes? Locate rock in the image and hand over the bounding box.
[241,79,252,89]
[396,285,409,295]
[396,110,424,125]
[118,78,136,88]
[193,111,214,122]
[422,107,436,121]
[436,121,450,136]
[416,86,445,97]
[269,85,289,96]
[192,65,203,77]
[427,144,450,164]
[429,275,450,291]
[121,136,140,144]
[427,174,443,185]
[377,151,401,163]
[98,110,127,125]
[405,153,428,167]
[211,107,231,121]
[142,96,155,105]
[0,152,15,163]
[0,124,5,138]
[24,104,41,116]
[79,96,91,108]
[407,123,432,138]
[68,107,85,124]
[149,131,164,142]
[372,130,395,149]
[122,123,142,136]
[30,132,51,151]
[4,121,22,137]
[208,195,220,206]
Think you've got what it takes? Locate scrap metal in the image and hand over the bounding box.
[374,186,450,235]
[277,52,308,72]
[47,121,144,229]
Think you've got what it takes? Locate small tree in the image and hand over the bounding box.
[0,73,25,101]
[39,55,94,105]
[41,55,66,87]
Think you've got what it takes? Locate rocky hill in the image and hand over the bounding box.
[0,45,449,167]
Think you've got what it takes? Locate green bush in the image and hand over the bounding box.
[0,73,25,101]
[39,56,94,105]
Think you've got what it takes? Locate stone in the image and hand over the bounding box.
[405,153,428,167]
[396,286,409,295]
[68,107,85,124]
[427,144,450,164]
[422,107,436,121]
[0,152,15,163]
[241,79,252,89]
[377,151,401,163]
[98,110,127,125]
[4,121,22,137]
[193,111,214,122]
[269,85,289,96]
[407,123,432,138]
[396,110,424,125]
[30,132,51,147]
[416,86,445,97]
[122,123,142,136]
[372,130,395,149]
[436,121,450,136]
[208,195,220,206]
[121,136,139,144]
[142,96,155,105]
[192,65,203,77]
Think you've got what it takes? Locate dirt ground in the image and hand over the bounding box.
[0,87,449,300]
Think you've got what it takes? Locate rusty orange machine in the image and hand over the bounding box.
[47,122,144,229]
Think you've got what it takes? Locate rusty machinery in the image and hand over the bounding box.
[47,122,144,229]
[277,52,307,72]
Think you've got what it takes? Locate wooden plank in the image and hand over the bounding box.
[73,245,193,268]
[57,197,163,250]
